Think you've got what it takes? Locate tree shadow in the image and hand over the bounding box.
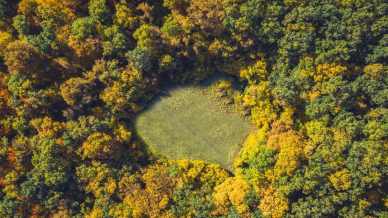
[138,73,241,115]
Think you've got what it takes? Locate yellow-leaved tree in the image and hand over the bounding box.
[80,132,122,161]
[259,186,289,218]
[213,176,251,216]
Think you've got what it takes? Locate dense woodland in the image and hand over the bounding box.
[0,0,387,217]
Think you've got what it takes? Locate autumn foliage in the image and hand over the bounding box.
[0,0,387,217]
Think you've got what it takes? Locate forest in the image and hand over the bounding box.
[0,0,387,217]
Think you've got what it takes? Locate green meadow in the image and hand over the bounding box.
[135,84,251,169]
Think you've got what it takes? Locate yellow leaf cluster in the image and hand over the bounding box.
[2,171,19,199]
[251,102,277,130]
[85,207,103,218]
[278,106,295,127]
[120,67,142,82]
[187,0,225,36]
[114,3,137,30]
[100,82,126,109]
[81,132,118,160]
[259,186,289,218]
[240,60,267,83]
[60,78,89,106]
[237,81,277,129]
[67,37,101,64]
[314,63,347,82]
[208,39,226,57]
[329,169,352,191]
[77,161,117,199]
[363,63,386,79]
[173,160,228,187]
[304,89,321,102]
[114,124,132,143]
[30,117,64,138]
[332,128,352,153]
[119,163,175,218]
[213,177,250,215]
[0,31,12,56]
[133,24,161,51]
[238,129,268,160]
[305,119,331,146]
[36,0,77,22]
[159,54,174,69]
[17,0,38,15]
[267,128,304,178]
[108,203,132,218]
[100,67,143,111]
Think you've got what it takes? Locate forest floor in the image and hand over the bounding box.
[135,83,251,170]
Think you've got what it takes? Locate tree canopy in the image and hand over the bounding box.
[0,0,387,217]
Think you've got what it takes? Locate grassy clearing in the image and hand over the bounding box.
[135,83,251,170]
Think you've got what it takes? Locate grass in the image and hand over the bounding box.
[135,82,251,170]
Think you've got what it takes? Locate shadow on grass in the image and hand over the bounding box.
[139,73,241,114]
